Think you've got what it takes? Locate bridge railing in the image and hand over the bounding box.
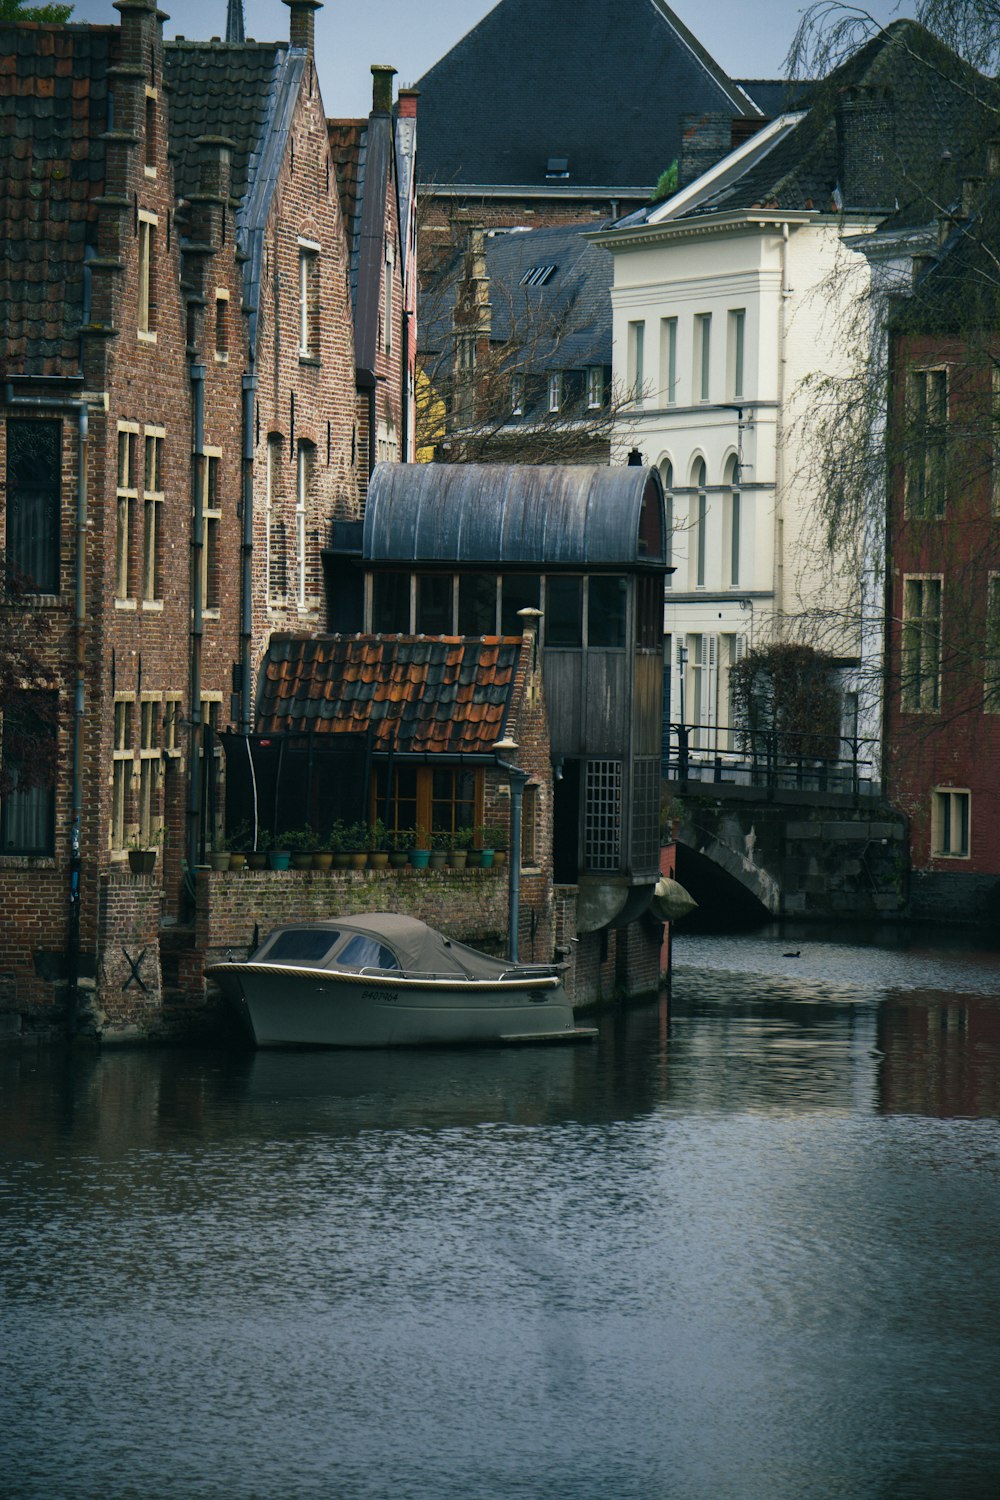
[664,723,882,799]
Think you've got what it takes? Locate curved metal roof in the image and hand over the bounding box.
[364,464,664,567]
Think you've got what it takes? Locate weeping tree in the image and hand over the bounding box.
[730,643,843,761]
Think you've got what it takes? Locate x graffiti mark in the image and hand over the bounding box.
[121,947,149,993]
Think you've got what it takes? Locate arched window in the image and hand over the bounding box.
[659,459,674,588]
[691,458,707,588]
[725,454,741,587]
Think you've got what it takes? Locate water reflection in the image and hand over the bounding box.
[2,930,1000,1498]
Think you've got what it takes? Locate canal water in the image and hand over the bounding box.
[2,928,1000,1500]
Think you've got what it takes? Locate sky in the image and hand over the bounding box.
[69,0,911,119]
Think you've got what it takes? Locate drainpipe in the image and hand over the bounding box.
[400,309,411,461]
[188,363,206,876]
[368,385,378,481]
[4,380,89,1029]
[775,221,790,616]
[239,371,257,734]
[494,736,528,964]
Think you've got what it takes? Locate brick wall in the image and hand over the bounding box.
[90,870,163,1037]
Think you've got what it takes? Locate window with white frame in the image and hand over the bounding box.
[214,289,229,363]
[547,371,563,413]
[137,212,157,338]
[111,697,133,851]
[266,436,282,604]
[725,454,741,587]
[695,313,711,401]
[116,425,139,602]
[906,368,948,518]
[296,441,313,608]
[660,317,677,403]
[660,459,673,589]
[586,365,604,409]
[384,240,393,355]
[510,372,524,416]
[198,451,222,613]
[728,309,745,400]
[931,788,970,857]
[138,698,161,847]
[142,429,164,603]
[901,574,942,712]
[627,320,645,404]
[298,241,320,357]
[691,458,707,588]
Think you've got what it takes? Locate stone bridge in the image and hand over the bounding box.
[669,785,908,928]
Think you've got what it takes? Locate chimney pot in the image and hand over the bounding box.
[397,86,420,120]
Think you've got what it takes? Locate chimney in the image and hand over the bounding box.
[911,250,937,287]
[836,85,895,210]
[371,64,396,116]
[397,86,420,120]
[225,0,244,44]
[679,113,734,189]
[962,175,984,218]
[283,0,321,53]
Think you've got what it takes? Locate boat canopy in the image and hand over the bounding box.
[264,914,537,981]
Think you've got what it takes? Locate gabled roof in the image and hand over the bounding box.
[891,176,1000,335]
[256,633,521,754]
[420,222,613,371]
[635,21,1000,225]
[415,0,761,193]
[163,39,281,206]
[0,22,114,375]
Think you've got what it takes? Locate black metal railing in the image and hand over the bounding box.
[664,723,881,799]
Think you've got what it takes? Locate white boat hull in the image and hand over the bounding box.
[209,962,595,1048]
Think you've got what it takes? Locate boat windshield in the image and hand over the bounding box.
[336,934,401,971]
[262,929,342,965]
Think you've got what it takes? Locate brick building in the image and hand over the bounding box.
[884,176,1000,922]
[329,67,418,501]
[0,0,370,1038]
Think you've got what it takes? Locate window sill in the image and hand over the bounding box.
[214,352,229,365]
[115,598,138,611]
[204,608,221,620]
[141,599,164,612]
[16,592,62,607]
[298,354,321,368]
[138,330,157,345]
[0,854,56,868]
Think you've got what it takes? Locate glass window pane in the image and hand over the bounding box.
[458,573,497,635]
[372,573,410,633]
[500,574,540,635]
[545,575,582,646]
[7,420,60,593]
[588,575,627,648]
[264,930,341,963]
[415,573,452,634]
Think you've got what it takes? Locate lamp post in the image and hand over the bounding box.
[493,735,529,964]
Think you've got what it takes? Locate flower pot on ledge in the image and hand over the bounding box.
[127,849,157,875]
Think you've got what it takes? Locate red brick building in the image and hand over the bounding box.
[885,192,1000,923]
[0,0,369,1037]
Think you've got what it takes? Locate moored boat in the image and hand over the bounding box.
[207,913,597,1048]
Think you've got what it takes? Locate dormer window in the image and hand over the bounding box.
[547,371,563,413]
[545,157,570,179]
[520,265,556,287]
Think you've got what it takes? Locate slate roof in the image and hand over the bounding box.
[328,116,366,298]
[648,21,1000,223]
[420,222,612,372]
[0,22,113,375]
[256,633,521,753]
[891,177,1000,335]
[163,39,281,206]
[415,0,761,192]
[735,78,815,118]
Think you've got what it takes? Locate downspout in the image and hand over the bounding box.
[239,371,257,734]
[368,385,377,482]
[69,404,88,1028]
[494,747,528,964]
[400,309,411,462]
[775,221,790,617]
[188,363,206,877]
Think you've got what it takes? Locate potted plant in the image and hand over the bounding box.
[127,827,162,875]
[367,818,390,869]
[280,826,317,870]
[268,829,293,871]
[388,827,413,869]
[325,821,350,870]
[344,821,369,870]
[409,826,431,869]
[446,826,473,869]
[483,823,508,868]
[428,830,448,870]
[473,825,496,869]
[225,820,251,872]
[247,827,270,870]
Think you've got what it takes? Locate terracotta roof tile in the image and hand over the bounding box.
[257,633,520,754]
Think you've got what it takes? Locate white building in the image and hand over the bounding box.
[594,21,998,778]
